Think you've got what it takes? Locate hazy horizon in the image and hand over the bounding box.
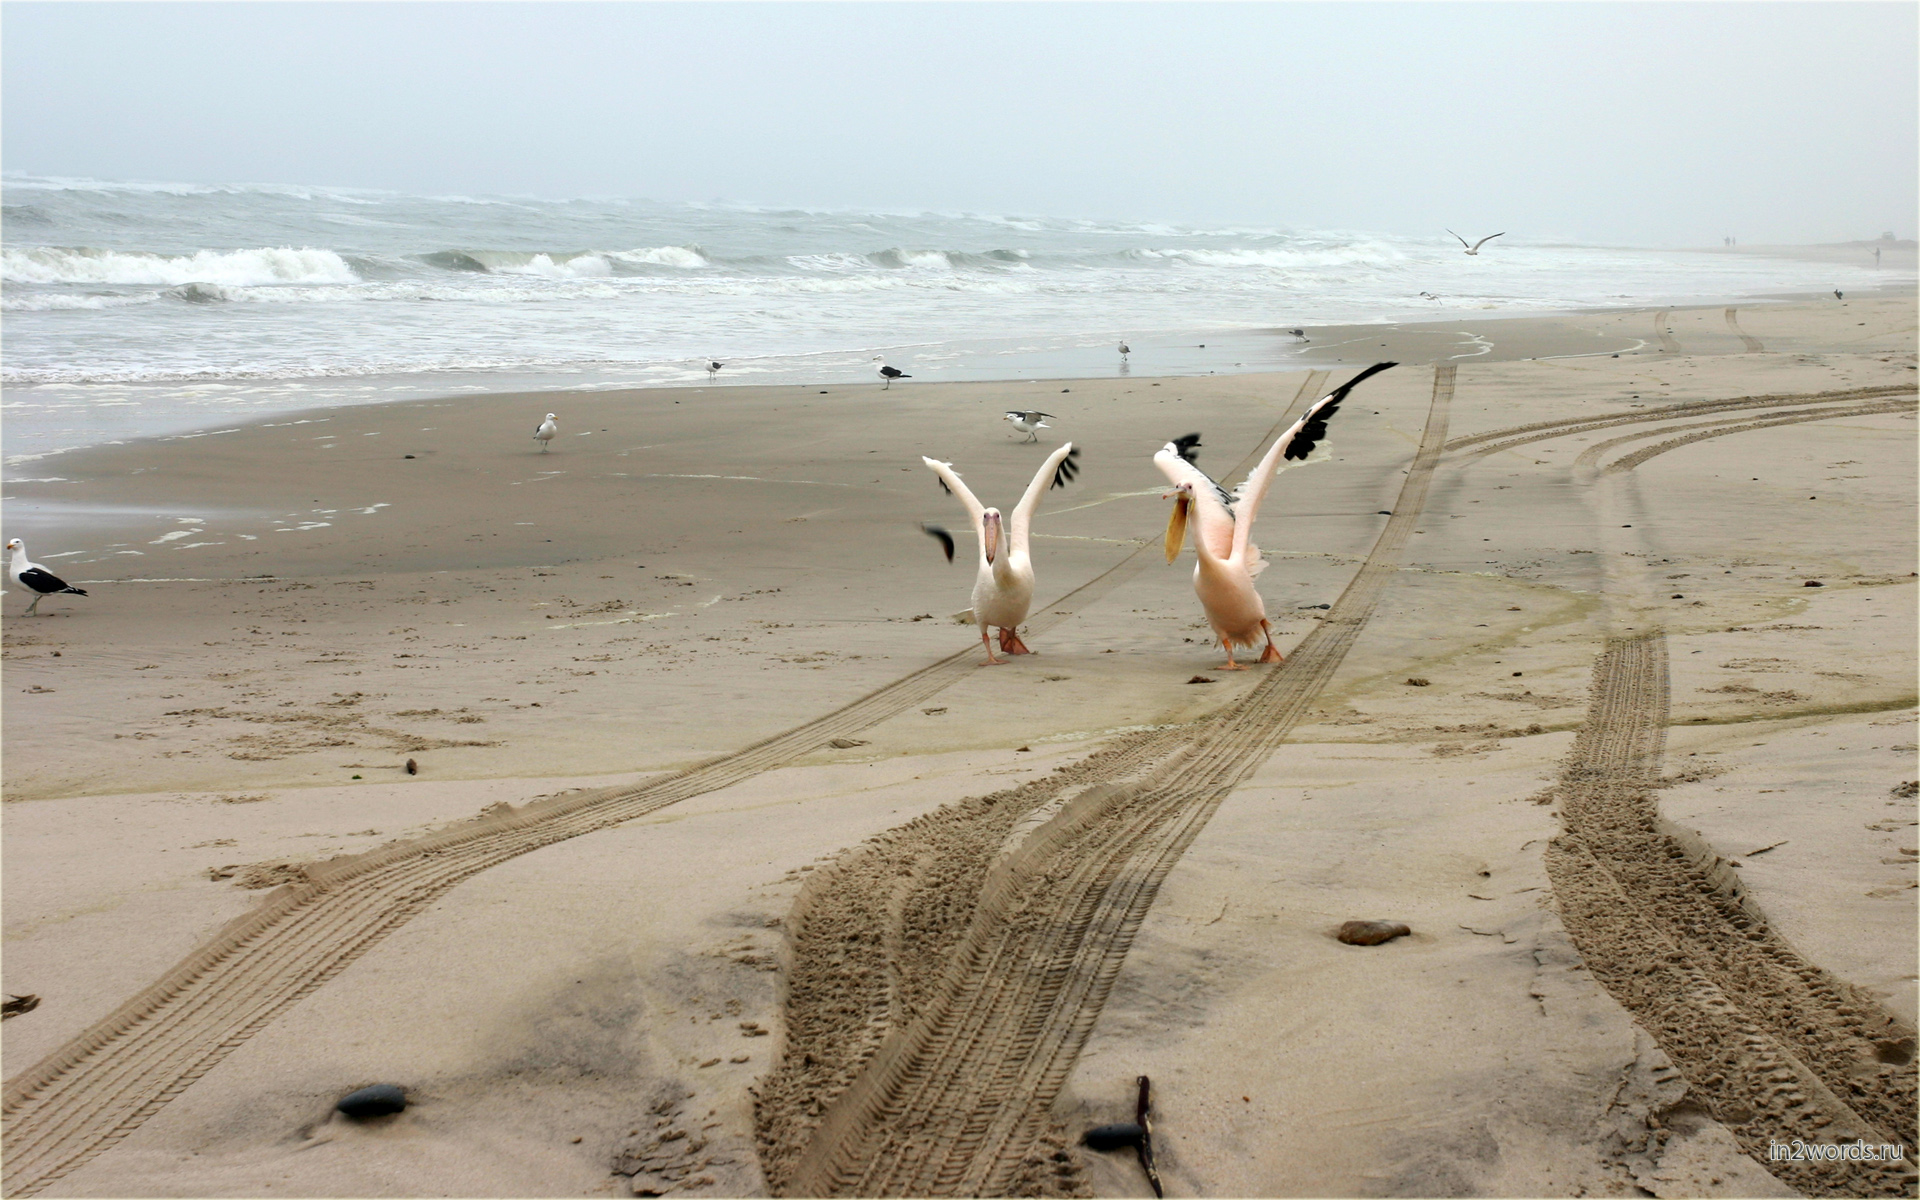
[5,2,1916,247]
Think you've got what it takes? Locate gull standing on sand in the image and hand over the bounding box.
[873,356,911,389]
[534,413,559,452]
[921,442,1080,664]
[1003,410,1055,442]
[7,539,88,616]
[1447,230,1504,256]
[1154,362,1396,669]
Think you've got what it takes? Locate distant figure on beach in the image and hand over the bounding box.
[920,442,1079,664]
[1118,341,1131,359]
[1003,410,1054,442]
[1447,229,1504,256]
[707,360,723,379]
[7,539,88,616]
[1288,328,1309,342]
[1835,289,1844,300]
[534,413,558,452]
[1153,363,1395,670]
[873,356,911,388]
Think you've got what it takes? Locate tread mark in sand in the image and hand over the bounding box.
[1655,309,1682,353]
[1571,398,1918,472]
[760,366,1455,1197]
[1725,307,1767,353]
[1545,634,1917,1198]
[1448,383,1916,463]
[0,375,1335,1198]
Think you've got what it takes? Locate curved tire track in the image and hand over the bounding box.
[1600,398,1916,473]
[1655,309,1682,353]
[0,371,1336,1198]
[1545,636,1917,1198]
[1725,307,1766,353]
[762,367,1456,1196]
[1571,397,1918,470]
[1448,384,1915,462]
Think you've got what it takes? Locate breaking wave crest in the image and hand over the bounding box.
[3,245,357,287]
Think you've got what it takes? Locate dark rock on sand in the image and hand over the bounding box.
[1337,920,1412,946]
[336,1083,408,1118]
[1083,1122,1146,1151]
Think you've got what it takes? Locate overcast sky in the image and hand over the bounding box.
[4,2,1914,245]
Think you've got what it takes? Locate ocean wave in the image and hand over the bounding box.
[2,245,359,286]
[411,245,711,276]
[1,291,158,312]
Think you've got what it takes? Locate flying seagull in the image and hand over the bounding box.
[1447,230,1504,256]
[1154,362,1397,669]
[7,539,88,616]
[873,356,911,388]
[921,442,1080,664]
[1003,410,1055,442]
[534,413,558,452]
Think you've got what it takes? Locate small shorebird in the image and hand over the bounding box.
[1834,289,1844,300]
[1287,328,1309,342]
[7,539,88,616]
[1003,410,1054,442]
[922,442,1080,664]
[873,356,911,388]
[1448,230,1504,256]
[1118,340,1131,358]
[707,360,723,379]
[534,413,558,452]
[1154,362,1396,669]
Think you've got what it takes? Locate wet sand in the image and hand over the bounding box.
[3,297,1915,1197]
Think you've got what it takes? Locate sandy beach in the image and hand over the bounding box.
[4,296,1916,1197]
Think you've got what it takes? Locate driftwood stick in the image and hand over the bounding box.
[1135,1074,1163,1198]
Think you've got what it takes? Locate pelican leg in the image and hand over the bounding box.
[981,627,1006,665]
[1258,620,1284,664]
[1219,637,1248,671]
[998,627,1033,655]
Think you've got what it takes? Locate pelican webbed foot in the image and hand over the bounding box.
[998,628,1033,655]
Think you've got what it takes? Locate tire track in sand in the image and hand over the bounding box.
[1725,307,1766,353]
[0,372,1333,1198]
[1655,309,1682,353]
[1571,397,1918,471]
[1448,383,1915,463]
[761,367,1456,1197]
[1545,636,1917,1198]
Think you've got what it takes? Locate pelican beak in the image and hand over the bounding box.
[1164,493,1189,563]
[983,515,1000,565]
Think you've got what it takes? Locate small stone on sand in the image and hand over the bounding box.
[1083,1122,1146,1151]
[1406,677,1430,687]
[1337,920,1411,946]
[336,1083,407,1118]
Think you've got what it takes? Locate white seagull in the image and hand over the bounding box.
[1118,340,1131,358]
[1447,230,1505,256]
[1003,410,1055,442]
[920,442,1080,664]
[707,360,723,379]
[873,356,911,389]
[534,413,558,452]
[7,539,88,616]
[1153,362,1396,669]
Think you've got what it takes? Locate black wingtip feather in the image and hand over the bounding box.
[1283,363,1396,462]
[1050,446,1081,490]
[935,475,951,495]
[921,523,955,562]
[1170,433,1203,465]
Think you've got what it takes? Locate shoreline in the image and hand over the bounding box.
[2,295,1914,1198]
[7,284,1914,467]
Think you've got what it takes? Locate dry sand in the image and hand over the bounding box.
[3,296,1915,1198]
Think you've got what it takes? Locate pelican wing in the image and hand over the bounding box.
[1009,442,1076,550]
[922,457,987,541]
[1230,363,1397,561]
[1152,442,1235,562]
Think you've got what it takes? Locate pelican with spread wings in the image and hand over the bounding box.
[920,442,1080,664]
[1153,363,1396,669]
